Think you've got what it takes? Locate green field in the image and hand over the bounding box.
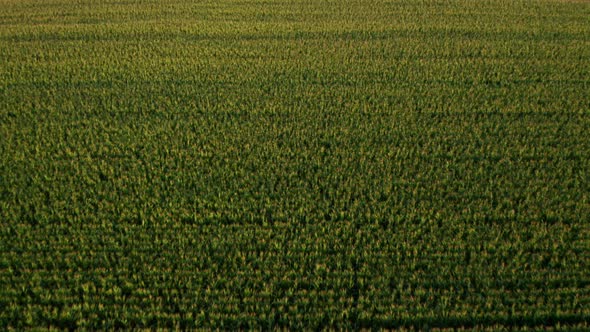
[1,0,589,329]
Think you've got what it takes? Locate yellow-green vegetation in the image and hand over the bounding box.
[1,0,589,329]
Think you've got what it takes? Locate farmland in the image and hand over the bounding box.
[1,0,589,329]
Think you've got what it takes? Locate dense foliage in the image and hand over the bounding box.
[1,0,589,329]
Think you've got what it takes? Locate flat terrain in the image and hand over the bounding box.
[1,0,589,329]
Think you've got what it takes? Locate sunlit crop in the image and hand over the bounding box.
[1,0,589,329]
